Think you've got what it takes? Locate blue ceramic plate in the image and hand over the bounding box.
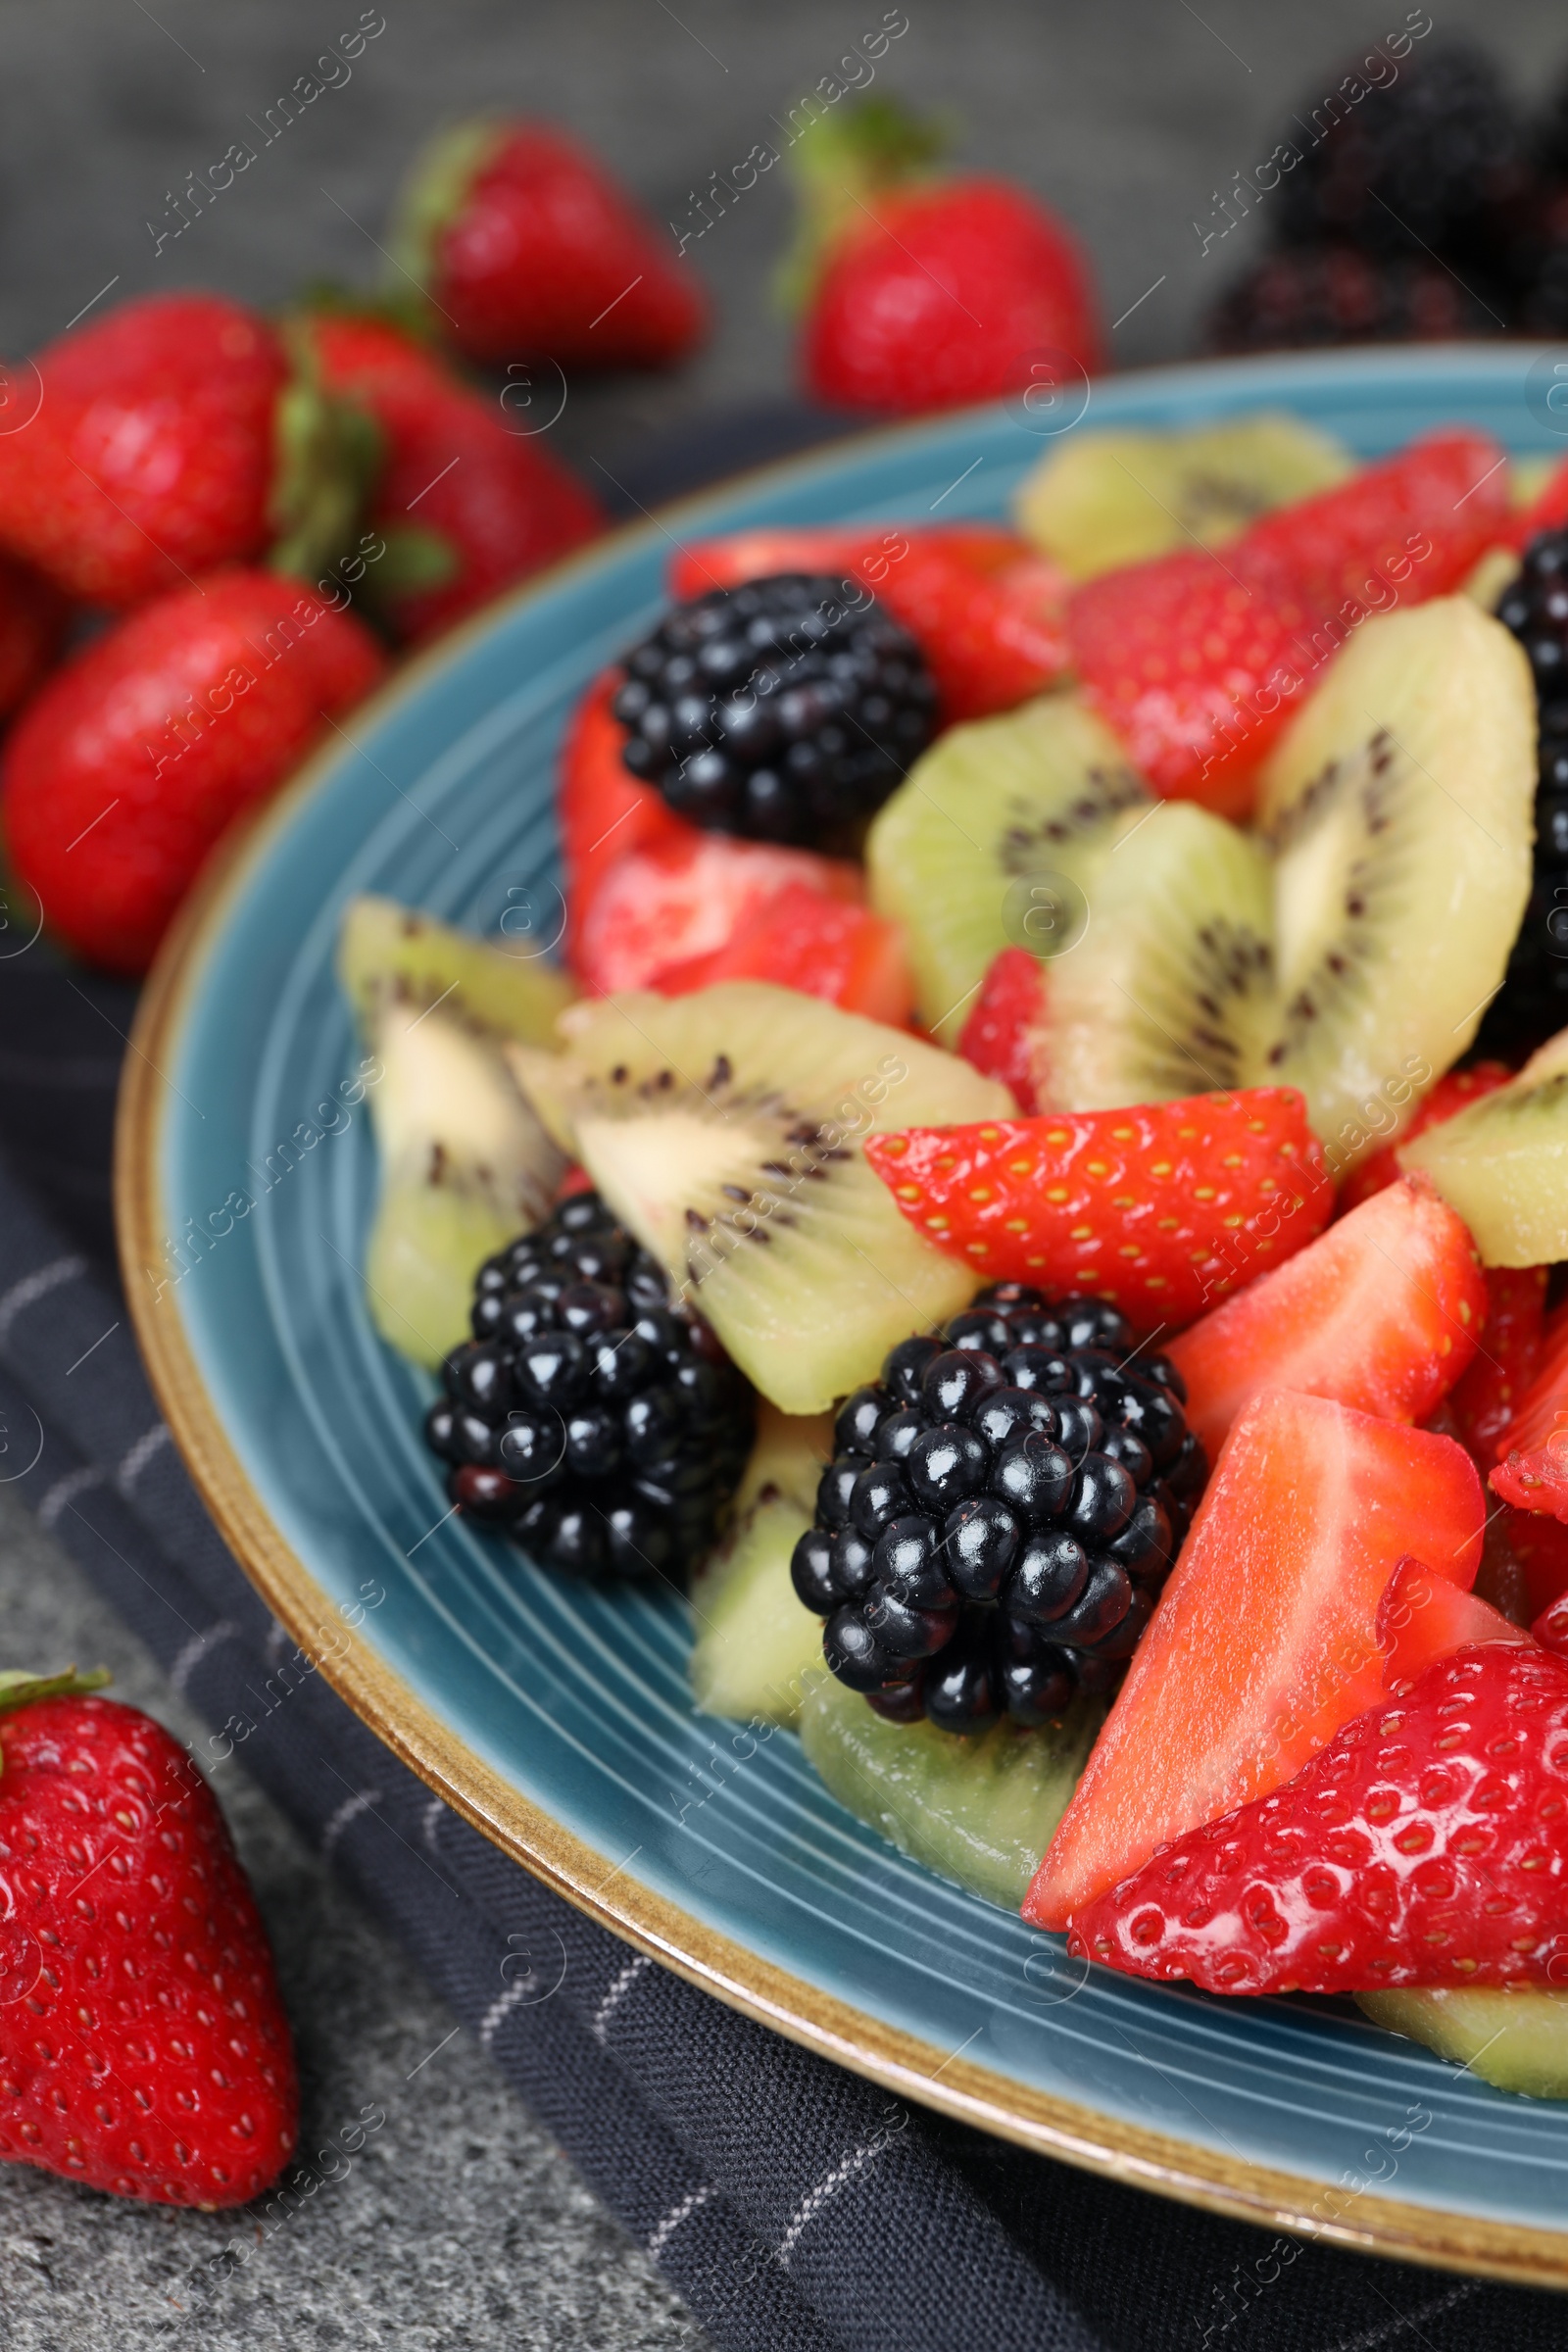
[122,348,1568,2286]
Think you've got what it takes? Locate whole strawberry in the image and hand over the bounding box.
[788,100,1102,415]
[0,1669,297,2205]
[1069,1643,1568,1997]
[390,120,707,368]
[300,310,604,643]
[0,294,376,608]
[2,568,387,972]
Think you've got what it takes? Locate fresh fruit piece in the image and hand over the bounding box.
[865,1089,1328,1331]
[865,694,1151,1044]
[1204,246,1506,358]
[612,572,937,845]
[1071,437,1513,815]
[560,667,696,957]
[1358,1986,1568,2100]
[669,525,1071,723]
[1167,1178,1485,1460]
[1254,599,1535,1159]
[799,1669,1103,1910]
[574,834,862,999]
[3,571,387,976]
[340,898,571,1366]
[302,310,604,642]
[1490,1304,1568,1523]
[1015,415,1350,581]
[733,1399,837,1519]
[956,947,1049,1111]
[1375,1552,1533,1690]
[785,97,1102,416]
[1033,800,1275,1107]
[507,983,1012,1413]
[1505,1508,1568,1620]
[0,1667,297,2205]
[426,1190,754,1577]
[0,555,67,719]
[1025,1389,1486,1930]
[1337,1063,1514,1212]
[1475,531,1568,1058]
[389,119,707,368]
[1069,1644,1568,1996]
[689,1496,827,1724]
[792,1285,1202,1732]
[1535,1587,1568,1655]
[651,884,913,1025]
[1401,1025,1568,1266]
[1446,1265,1548,1462]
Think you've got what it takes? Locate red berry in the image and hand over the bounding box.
[0,1688,296,2204]
[955,946,1049,1109]
[1491,1309,1568,1523]
[573,832,862,997]
[1069,430,1510,815]
[1068,1643,1568,1997]
[1167,1175,1487,1461]
[0,295,290,607]
[1025,1389,1487,1931]
[559,666,696,963]
[1375,1552,1532,1690]
[1338,1060,1514,1211]
[402,122,707,369]
[2,569,387,973]
[650,882,912,1024]
[1446,1264,1548,1463]
[864,1087,1329,1331]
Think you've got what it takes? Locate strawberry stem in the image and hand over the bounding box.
[268,319,385,588]
[777,94,955,314]
[384,118,509,300]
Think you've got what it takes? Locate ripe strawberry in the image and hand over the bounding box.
[1491,1306,1568,1522]
[2,569,387,973]
[786,98,1102,416]
[863,1088,1329,1332]
[559,666,695,961]
[1069,430,1510,814]
[573,831,862,997]
[1068,1644,1568,1996]
[1375,1552,1532,1690]
[668,526,1071,721]
[390,120,707,368]
[956,946,1050,1109]
[1446,1264,1548,1462]
[0,1670,296,2204]
[1338,1061,1514,1211]
[301,311,603,643]
[1166,1175,1487,1460]
[650,882,912,1023]
[0,553,68,718]
[0,294,381,610]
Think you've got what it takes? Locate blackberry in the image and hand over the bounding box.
[425,1191,754,1581]
[612,572,937,848]
[1203,245,1503,357]
[1476,531,1568,1057]
[790,1286,1207,1734]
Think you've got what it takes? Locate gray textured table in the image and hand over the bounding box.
[3,2,1568,2344]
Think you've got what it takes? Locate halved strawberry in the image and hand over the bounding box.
[1166,1176,1486,1460]
[573,832,862,997]
[649,882,913,1023]
[864,1089,1328,1334]
[559,666,695,960]
[1338,1061,1514,1212]
[1376,1552,1532,1690]
[1490,1307,1568,1522]
[955,946,1049,1109]
[1446,1264,1547,1461]
[1024,1388,1487,1931]
[668,525,1071,721]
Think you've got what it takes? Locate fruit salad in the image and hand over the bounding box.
[346,411,1568,2101]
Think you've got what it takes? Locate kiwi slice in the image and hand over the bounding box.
[732,1399,836,1518]
[1014,413,1350,582]
[508,983,1011,1413]
[1400,1029,1568,1266]
[1040,802,1275,1109]
[689,1405,833,1725]
[799,1672,1102,1910]
[339,897,572,1366]
[865,694,1151,1043]
[1253,600,1536,1165]
[1358,1988,1568,2100]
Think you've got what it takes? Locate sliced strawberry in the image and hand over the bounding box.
[1167,1175,1486,1460]
[1532,1587,1568,1656]
[1376,1552,1533,1690]
[1068,1645,1568,1996]
[864,1089,1328,1333]
[1446,1264,1548,1461]
[955,946,1049,1109]
[1490,1305,1568,1522]
[1024,1389,1487,1931]
[574,833,862,997]
[1338,1061,1514,1213]
[669,525,1071,721]
[1070,430,1510,816]
[559,667,695,960]
[649,883,913,1023]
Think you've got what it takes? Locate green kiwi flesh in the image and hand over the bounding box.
[1358,1987,1568,2099]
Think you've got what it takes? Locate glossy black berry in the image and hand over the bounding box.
[613,573,938,848]
[796,1287,1206,1727]
[431,1191,754,1580]
[1479,533,1568,1056]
